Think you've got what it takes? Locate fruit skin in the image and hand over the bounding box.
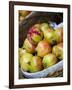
[27,24,43,45]
[19,48,26,58]
[20,53,33,71]
[40,23,49,31]
[52,43,63,60]
[36,40,52,57]
[41,23,56,45]
[23,38,36,53]
[18,48,26,66]
[54,28,63,43]
[29,56,43,73]
[42,53,57,68]
[44,29,55,45]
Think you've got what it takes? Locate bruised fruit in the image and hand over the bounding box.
[36,40,52,57]
[27,24,43,45]
[42,53,57,68]
[20,53,33,71]
[52,43,63,60]
[29,56,43,72]
[23,38,36,53]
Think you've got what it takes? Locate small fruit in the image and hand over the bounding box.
[27,24,43,45]
[20,53,33,71]
[42,53,57,68]
[36,40,52,57]
[29,56,43,72]
[52,43,63,60]
[54,28,63,43]
[23,38,36,53]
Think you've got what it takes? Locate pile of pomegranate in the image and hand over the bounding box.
[19,23,63,73]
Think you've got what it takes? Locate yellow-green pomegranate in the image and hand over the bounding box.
[20,53,33,71]
[36,40,52,57]
[42,53,57,68]
[52,43,63,60]
[27,24,43,45]
[23,38,36,53]
[29,56,43,72]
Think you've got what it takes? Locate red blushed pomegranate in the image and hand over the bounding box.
[27,24,43,45]
[36,40,52,57]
